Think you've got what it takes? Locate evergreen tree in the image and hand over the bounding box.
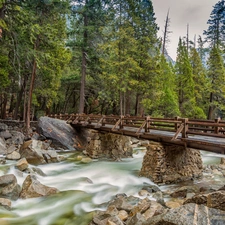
[99,0,160,116]
[69,0,105,114]
[175,37,196,117]
[207,46,225,119]
[16,0,70,129]
[189,47,209,118]
[204,0,225,47]
[157,56,179,117]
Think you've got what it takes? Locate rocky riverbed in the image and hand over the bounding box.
[0,117,225,225]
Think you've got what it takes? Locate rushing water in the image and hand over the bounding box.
[0,149,154,225]
[0,149,225,225]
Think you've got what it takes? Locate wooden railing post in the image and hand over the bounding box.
[120,115,124,129]
[102,115,106,126]
[145,116,150,132]
[182,118,188,138]
[175,116,180,131]
[215,118,220,134]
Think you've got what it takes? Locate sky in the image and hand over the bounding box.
[151,0,219,60]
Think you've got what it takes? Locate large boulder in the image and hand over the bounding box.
[38,116,80,150]
[139,142,203,184]
[19,140,61,165]
[8,131,25,146]
[90,195,166,225]
[20,175,59,199]
[143,203,225,225]
[184,190,225,211]
[0,174,21,200]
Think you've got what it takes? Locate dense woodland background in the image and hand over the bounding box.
[0,0,225,129]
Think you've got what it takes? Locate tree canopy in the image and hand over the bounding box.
[0,0,224,126]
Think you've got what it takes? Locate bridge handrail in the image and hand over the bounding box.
[49,114,225,139]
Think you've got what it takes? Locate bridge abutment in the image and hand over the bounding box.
[85,130,133,160]
[139,142,203,184]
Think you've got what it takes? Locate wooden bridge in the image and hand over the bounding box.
[49,114,225,154]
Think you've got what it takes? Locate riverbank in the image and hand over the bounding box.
[0,118,225,224]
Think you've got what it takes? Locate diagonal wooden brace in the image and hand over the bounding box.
[112,119,121,131]
[136,121,147,134]
[171,123,184,141]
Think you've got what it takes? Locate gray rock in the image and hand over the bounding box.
[30,167,46,176]
[143,203,225,225]
[20,175,59,199]
[0,123,8,131]
[184,190,225,211]
[0,198,11,210]
[10,131,25,145]
[16,158,29,171]
[19,140,61,165]
[170,185,200,198]
[0,137,6,154]
[142,184,161,193]
[6,151,21,160]
[6,145,17,154]
[19,140,46,165]
[38,116,77,150]
[0,174,21,200]
[0,131,12,139]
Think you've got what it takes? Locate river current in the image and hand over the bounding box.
[0,149,225,225]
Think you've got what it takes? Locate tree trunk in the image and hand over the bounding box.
[162,10,170,56]
[79,13,88,114]
[26,59,37,132]
[207,92,214,120]
[135,93,140,116]
[1,93,7,119]
[8,93,14,114]
[125,90,131,115]
[14,77,27,120]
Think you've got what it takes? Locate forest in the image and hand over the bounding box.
[0,0,225,130]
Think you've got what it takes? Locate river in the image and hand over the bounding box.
[0,149,225,225]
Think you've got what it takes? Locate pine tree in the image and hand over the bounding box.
[189,47,209,118]
[207,46,225,119]
[17,0,70,129]
[155,55,179,117]
[175,37,196,117]
[69,0,105,114]
[204,0,225,47]
[98,0,160,115]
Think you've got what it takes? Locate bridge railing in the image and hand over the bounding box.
[48,114,225,140]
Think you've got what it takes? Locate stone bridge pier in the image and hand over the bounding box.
[139,142,203,184]
[80,129,203,184]
[84,130,133,160]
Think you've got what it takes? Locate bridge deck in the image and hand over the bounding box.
[49,114,225,154]
[76,123,225,153]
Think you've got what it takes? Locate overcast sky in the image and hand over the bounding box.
[151,0,218,60]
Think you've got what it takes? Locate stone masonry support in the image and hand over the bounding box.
[139,142,203,184]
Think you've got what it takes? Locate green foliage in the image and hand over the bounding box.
[204,0,225,47]
[189,47,209,118]
[0,54,10,89]
[207,46,225,118]
[175,38,197,117]
[0,0,224,121]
